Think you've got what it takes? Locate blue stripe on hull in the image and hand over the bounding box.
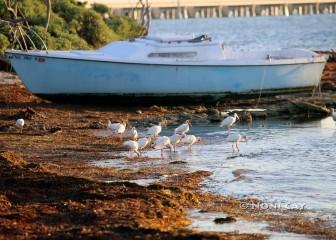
[9,55,325,95]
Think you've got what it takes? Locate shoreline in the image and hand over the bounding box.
[1,79,336,238]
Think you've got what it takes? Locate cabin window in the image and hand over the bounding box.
[148,52,197,58]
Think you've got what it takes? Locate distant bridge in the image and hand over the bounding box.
[86,0,336,19]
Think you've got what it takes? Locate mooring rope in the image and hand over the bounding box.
[255,65,267,108]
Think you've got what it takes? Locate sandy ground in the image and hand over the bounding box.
[1,63,336,239]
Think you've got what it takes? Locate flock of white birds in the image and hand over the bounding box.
[14,107,336,158]
[109,112,248,159]
[115,119,200,158]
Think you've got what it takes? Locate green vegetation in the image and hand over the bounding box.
[0,33,10,53]
[0,0,145,54]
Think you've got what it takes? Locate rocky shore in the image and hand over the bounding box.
[1,58,336,239]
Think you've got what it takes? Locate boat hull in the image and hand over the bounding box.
[6,52,326,103]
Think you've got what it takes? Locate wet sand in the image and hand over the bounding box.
[1,65,336,239]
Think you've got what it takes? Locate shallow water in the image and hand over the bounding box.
[94,117,336,223]
[149,14,336,51]
[188,208,317,239]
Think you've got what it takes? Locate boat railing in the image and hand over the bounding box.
[142,34,212,44]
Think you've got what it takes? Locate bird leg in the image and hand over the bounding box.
[232,144,235,153]
[236,143,240,152]
[227,125,232,133]
[135,150,140,158]
[169,144,173,153]
[160,149,164,158]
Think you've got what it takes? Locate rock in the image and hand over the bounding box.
[14,107,45,120]
[207,115,222,122]
[177,112,192,121]
[48,127,62,134]
[24,162,47,172]
[207,108,220,116]
[32,123,47,131]
[169,161,187,164]
[191,113,209,124]
[321,81,336,91]
[89,121,104,129]
[136,110,143,114]
[150,105,160,111]
[0,151,26,168]
[232,169,255,177]
[251,111,267,119]
[206,108,222,122]
[193,105,207,113]
[290,101,330,116]
[240,111,253,123]
[150,105,167,112]
[220,112,229,118]
[214,216,237,224]
[198,113,208,119]
[164,114,180,125]
[198,209,208,213]
[25,163,41,169]
[0,125,11,132]
[174,106,186,111]
[0,194,12,209]
[230,176,252,182]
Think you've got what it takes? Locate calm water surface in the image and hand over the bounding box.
[160,118,336,215]
[149,15,336,51]
[95,118,336,222]
[172,119,335,213]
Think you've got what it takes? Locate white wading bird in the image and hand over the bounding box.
[220,113,239,133]
[129,127,138,140]
[169,133,184,152]
[137,137,151,156]
[227,133,247,153]
[174,120,192,135]
[15,118,24,133]
[180,134,201,151]
[152,136,173,158]
[107,120,126,138]
[331,108,336,123]
[146,122,163,138]
[123,140,140,158]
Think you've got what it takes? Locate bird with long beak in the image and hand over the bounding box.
[227,133,247,153]
[152,136,173,158]
[129,127,138,140]
[220,113,239,133]
[123,140,140,158]
[330,108,336,124]
[174,120,192,135]
[15,118,24,133]
[107,120,127,139]
[169,133,184,152]
[137,136,151,156]
[146,120,166,139]
[180,134,202,151]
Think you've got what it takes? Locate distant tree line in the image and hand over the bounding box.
[0,0,145,54]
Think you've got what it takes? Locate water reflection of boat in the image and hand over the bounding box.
[6,34,326,103]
